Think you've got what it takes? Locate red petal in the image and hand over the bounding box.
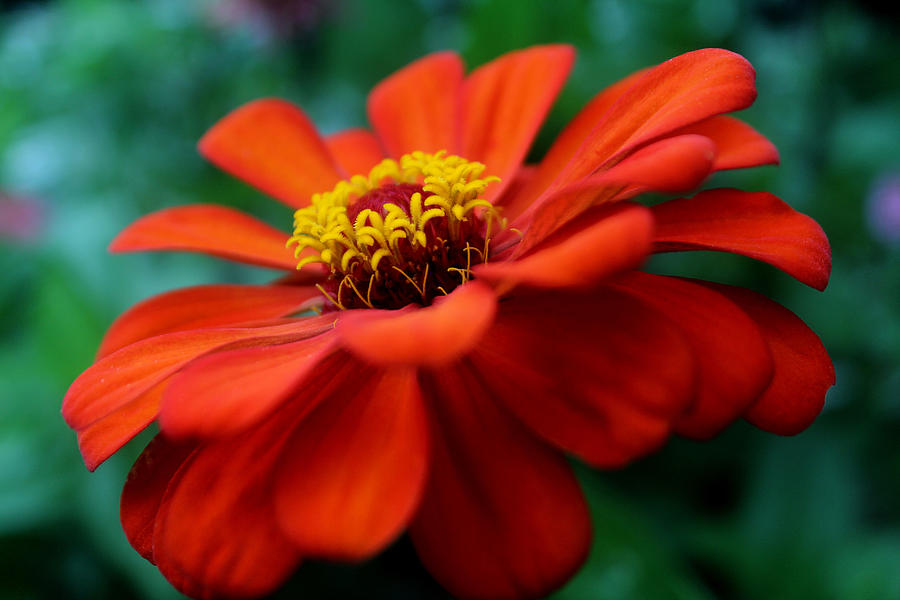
[97,284,322,359]
[120,434,196,562]
[492,164,537,212]
[337,281,497,366]
[274,367,428,560]
[411,367,591,600]
[198,98,344,209]
[514,134,715,254]
[461,45,574,201]
[152,410,305,598]
[272,264,328,286]
[367,52,463,157]
[594,134,716,192]
[109,204,296,270]
[611,273,774,439]
[65,318,331,430]
[652,188,832,290]
[64,319,334,469]
[76,381,166,472]
[696,281,834,435]
[674,115,779,171]
[501,179,624,256]
[504,67,651,220]
[472,287,694,467]
[551,48,757,188]
[476,203,653,291]
[160,333,335,440]
[325,128,385,175]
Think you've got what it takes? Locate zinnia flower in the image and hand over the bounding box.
[63,46,834,600]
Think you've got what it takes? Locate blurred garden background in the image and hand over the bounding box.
[1,0,899,598]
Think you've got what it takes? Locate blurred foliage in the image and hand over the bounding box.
[1,0,899,598]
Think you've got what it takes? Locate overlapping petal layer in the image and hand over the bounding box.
[97,284,321,358]
[611,272,775,439]
[199,98,344,208]
[548,48,757,188]
[152,413,305,599]
[159,333,336,439]
[652,188,831,290]
[477,203,653,291]
[337,281,497,366]
[76,381,169,472]
[368,52,463,157]
[121,434,196,562]
[695,281,834,434]
[513,134,716,255]
[472,287,695,467]
[504,67,652,217]
[413,367,592,600]
[65,318,334,469]
[274,366,428,560]
[461,45,574,201]
[673,116,779,171]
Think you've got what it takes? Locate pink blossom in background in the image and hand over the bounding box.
[208,0,335,40]
[0,193,43,243]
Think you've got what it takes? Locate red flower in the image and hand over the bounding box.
[63,46,834,600]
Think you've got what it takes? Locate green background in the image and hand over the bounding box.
[1,0,899,598]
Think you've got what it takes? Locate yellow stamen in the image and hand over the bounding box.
[289,151,508,310]
[392,266,425,298]
[343,275,374,309]
[286,151,502,278]
[315,283,345,311]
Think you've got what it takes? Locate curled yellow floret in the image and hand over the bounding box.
[286,151,501,278]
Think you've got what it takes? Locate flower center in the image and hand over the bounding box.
[287,151,503,311]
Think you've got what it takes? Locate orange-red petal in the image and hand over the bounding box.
[120,434,196,562]
[652,188,832,290]
[198,98,344,209]
[63,318,334,469]
[492,164,537,215]
[64,318,331,430]
[461,45,574,201]
[97,284,322,359]
[159,333,336,440]
[472,287,695,467]
[336,281,497,366]
[325,128,385,175]
[412,366,591,600]
[367,51,463,157]
[611,272,774,439]
[76,381,167,472]
[152,412,305,598]
[673,115,779,171]
[594,134,716,193]
[477,203,653,291]
[274,367,428,560]
[109,204,296,270]
[505,67,651,219]
[550,48,757,189]
[696,281,834,435]
[514,134,715,254]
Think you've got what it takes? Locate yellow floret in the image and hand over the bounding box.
[286,151,502,277]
